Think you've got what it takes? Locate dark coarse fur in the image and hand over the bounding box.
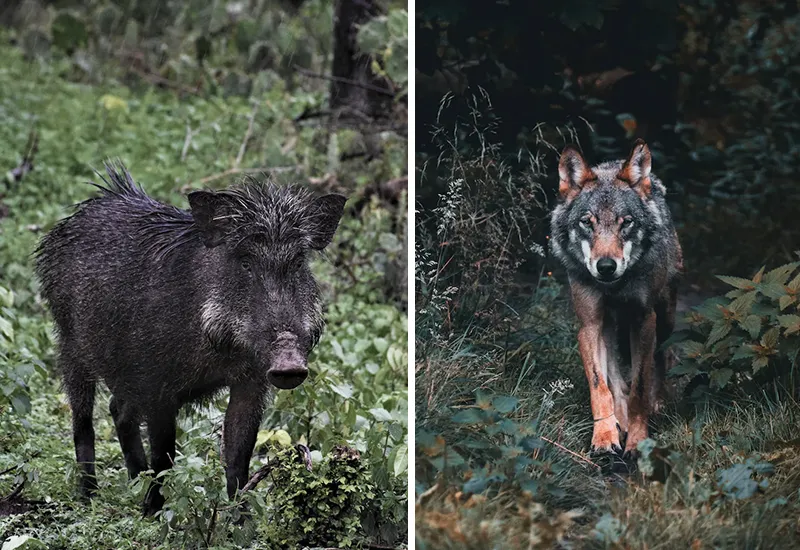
[549,140,683,456]
[35,162,346,514]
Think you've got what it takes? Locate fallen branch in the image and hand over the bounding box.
[0,451,41,478]
[234,101,260,169]
[294,65,396,97]
[0,480,24,503]
[241,444,313,494]
[541,436,601,471]
[6,128,38,187]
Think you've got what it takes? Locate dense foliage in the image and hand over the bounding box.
[0,1,408,545]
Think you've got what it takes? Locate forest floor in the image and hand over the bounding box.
[416,274,800,549]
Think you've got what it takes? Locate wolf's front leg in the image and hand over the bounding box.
[572,284,620,454]
[578,324,621,453]
[625,309,657,457]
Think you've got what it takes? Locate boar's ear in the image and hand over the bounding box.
[308,194,347,250]
[558,145,593,200]
[189,191,230,248]
[620,139,652,196]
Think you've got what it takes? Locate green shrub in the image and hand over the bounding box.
[669,259,800,394]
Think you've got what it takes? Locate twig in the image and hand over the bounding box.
[0,480,24,502]
[294,65,396,97]
[205,501,218,547]
[0,451,41,477]
[128,65,202,96]
[240,444,313,493]
[541,436,601,471]
[191,166,301,187]
[294,109,331,122]
[181,124,197,162]
[7,128,38,186]
[235,101,260,169]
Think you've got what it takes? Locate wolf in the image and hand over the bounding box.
[549,140,683,457]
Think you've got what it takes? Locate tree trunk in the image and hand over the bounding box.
[329,0,393,121]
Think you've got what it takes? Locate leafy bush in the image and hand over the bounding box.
[417,391,567,500]
[669,259,800,393]
[263,444,375,548]
[0,286,48,423]
[357,8,408,97]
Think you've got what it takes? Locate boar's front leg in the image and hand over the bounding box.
[223,384,267,499]
[143,410,177,516]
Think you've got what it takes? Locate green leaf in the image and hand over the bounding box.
[788,272,800,292]
[779,295,796,311]
[763,262,800,284]
[732,344,757,361]
[717,275,756,290]
[761,327,780,349]
[679,340,705,357]
[706,322,731,347]
[330,383,354,399]
[728,291,757,316]
[741,315,762,339]
[667,362,699,377]
[710,368,733,389]
[757,282,787,299]
[492,395,519,414]
[752,356,769,372]
[392,444,408,477]
[2,535,47,550]
[369,407,393,422]
[778,314,800,329]
[51,11,89,52]
[451,408,484,424]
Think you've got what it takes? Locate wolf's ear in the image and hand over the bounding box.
[620,139,652,196]
[558,145,592,200]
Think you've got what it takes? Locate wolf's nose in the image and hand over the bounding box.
[597,257,617,277]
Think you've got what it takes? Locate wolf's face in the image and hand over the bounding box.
[551,140,668,285]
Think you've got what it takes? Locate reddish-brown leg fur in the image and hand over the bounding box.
[625,309,657,456]
[572,283,621,454]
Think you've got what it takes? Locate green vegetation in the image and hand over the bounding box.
[0,1,407,545]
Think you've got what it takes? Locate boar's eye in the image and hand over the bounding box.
[240,256,253,273]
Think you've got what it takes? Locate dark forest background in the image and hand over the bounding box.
[416,0,800,291]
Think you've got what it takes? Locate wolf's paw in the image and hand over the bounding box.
[591,415,622,455]
[623,417,648,457]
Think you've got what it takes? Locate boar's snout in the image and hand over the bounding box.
[266,332,308,390]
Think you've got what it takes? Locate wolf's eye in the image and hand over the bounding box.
[580,216,592,229]
[621,217,634,228]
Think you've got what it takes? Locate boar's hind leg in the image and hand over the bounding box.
[142,411,177,516]
[109,396,147,479]
[223,384,266,499]
[62,358,98,498]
